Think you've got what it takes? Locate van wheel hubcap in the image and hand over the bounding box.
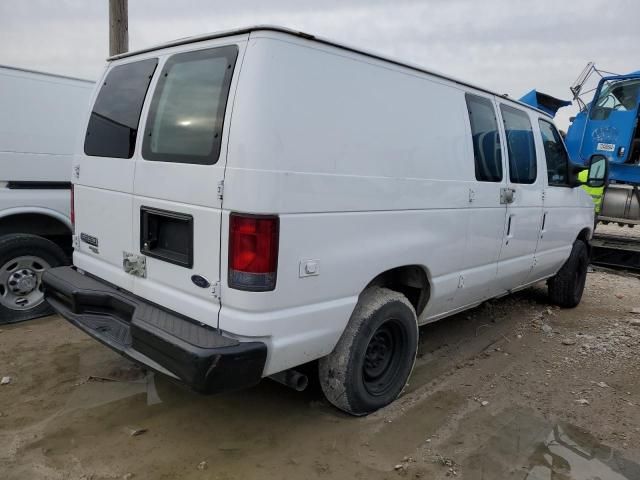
[362,320,406,396]
[0,256,50,311]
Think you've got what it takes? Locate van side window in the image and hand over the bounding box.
[500,105,537,184]
[538,119,569,186]
[465,94,502,182]
[84,59,158,159]
[142,45,238,165]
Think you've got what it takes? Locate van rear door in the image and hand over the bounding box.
[74,58,159,292]
[131,43,241,328]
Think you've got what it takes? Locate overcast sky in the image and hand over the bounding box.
[1,0,638,128]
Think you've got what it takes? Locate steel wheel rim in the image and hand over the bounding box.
[362,319,406,397]
[0,255,51,311]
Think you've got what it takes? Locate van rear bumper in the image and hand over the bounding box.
[42,266,267,394]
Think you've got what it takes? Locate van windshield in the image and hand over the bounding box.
[84,59,158,159]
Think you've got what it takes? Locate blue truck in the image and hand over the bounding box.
[521,64,640,269]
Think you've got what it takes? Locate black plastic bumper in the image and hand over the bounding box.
[42,266,267,394]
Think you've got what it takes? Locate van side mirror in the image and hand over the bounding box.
[586,154,608,188]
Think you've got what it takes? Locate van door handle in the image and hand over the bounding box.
[506,214,514,243]
[500,188,515,204]
[540,212,547,238]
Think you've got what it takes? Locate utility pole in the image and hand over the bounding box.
[109,0,129,56]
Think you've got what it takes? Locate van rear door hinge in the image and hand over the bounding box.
[211,281,221,300]
[217,181,224,201]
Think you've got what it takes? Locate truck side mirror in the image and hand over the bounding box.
[586,154,608,188]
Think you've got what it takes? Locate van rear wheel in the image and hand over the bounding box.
[547,239,589,308]
[318,287,418,416]
[0,234,68,324]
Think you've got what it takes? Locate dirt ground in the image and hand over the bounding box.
[597,223,640,239]
[1,268,640,479]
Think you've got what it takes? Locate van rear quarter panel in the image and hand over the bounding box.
[222,34,477,374]
[0,67,93,182]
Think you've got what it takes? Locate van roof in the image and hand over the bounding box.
[0,64,94,84]
[108,25,550,117]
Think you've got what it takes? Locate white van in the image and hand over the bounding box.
[43,26,606,415]
[0,65,93,323]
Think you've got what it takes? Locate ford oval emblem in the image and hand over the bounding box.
[191,275,210,289]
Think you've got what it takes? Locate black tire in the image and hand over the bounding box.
[548,239,589,308]
[0,234,69,324]
[318,287,418,416]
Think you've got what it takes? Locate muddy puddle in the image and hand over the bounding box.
[525,423,640,480]
[450,407,640,479]
[19,357,637,480]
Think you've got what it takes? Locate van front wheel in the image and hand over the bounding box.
[547,239,589,308]
[319,287,418,416]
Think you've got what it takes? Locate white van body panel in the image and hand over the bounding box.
[70,27,594,377]
[223,34,473,372]
[0,65,93,183]
[219,32,593,374]
[0,65,92,319]
[0,65,92,228]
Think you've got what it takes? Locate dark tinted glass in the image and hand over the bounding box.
[84,59,158,158]
[538,119,569,185]
[465,94,502,182]
[142,45,238,165]
[500,105,537,184]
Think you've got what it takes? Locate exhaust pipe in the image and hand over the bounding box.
[269,369,309,391]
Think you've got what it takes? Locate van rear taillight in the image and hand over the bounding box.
[228,213,279,291]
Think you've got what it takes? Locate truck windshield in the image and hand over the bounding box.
[590,78,640,120]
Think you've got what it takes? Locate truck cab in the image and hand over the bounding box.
[565,73,640,170]
[565,72,640,225]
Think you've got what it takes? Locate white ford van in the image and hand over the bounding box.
[43,26,606,415]
[0,65,93,323]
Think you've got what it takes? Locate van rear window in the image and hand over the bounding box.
[142,45,238,165]
[84,59,158,159]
